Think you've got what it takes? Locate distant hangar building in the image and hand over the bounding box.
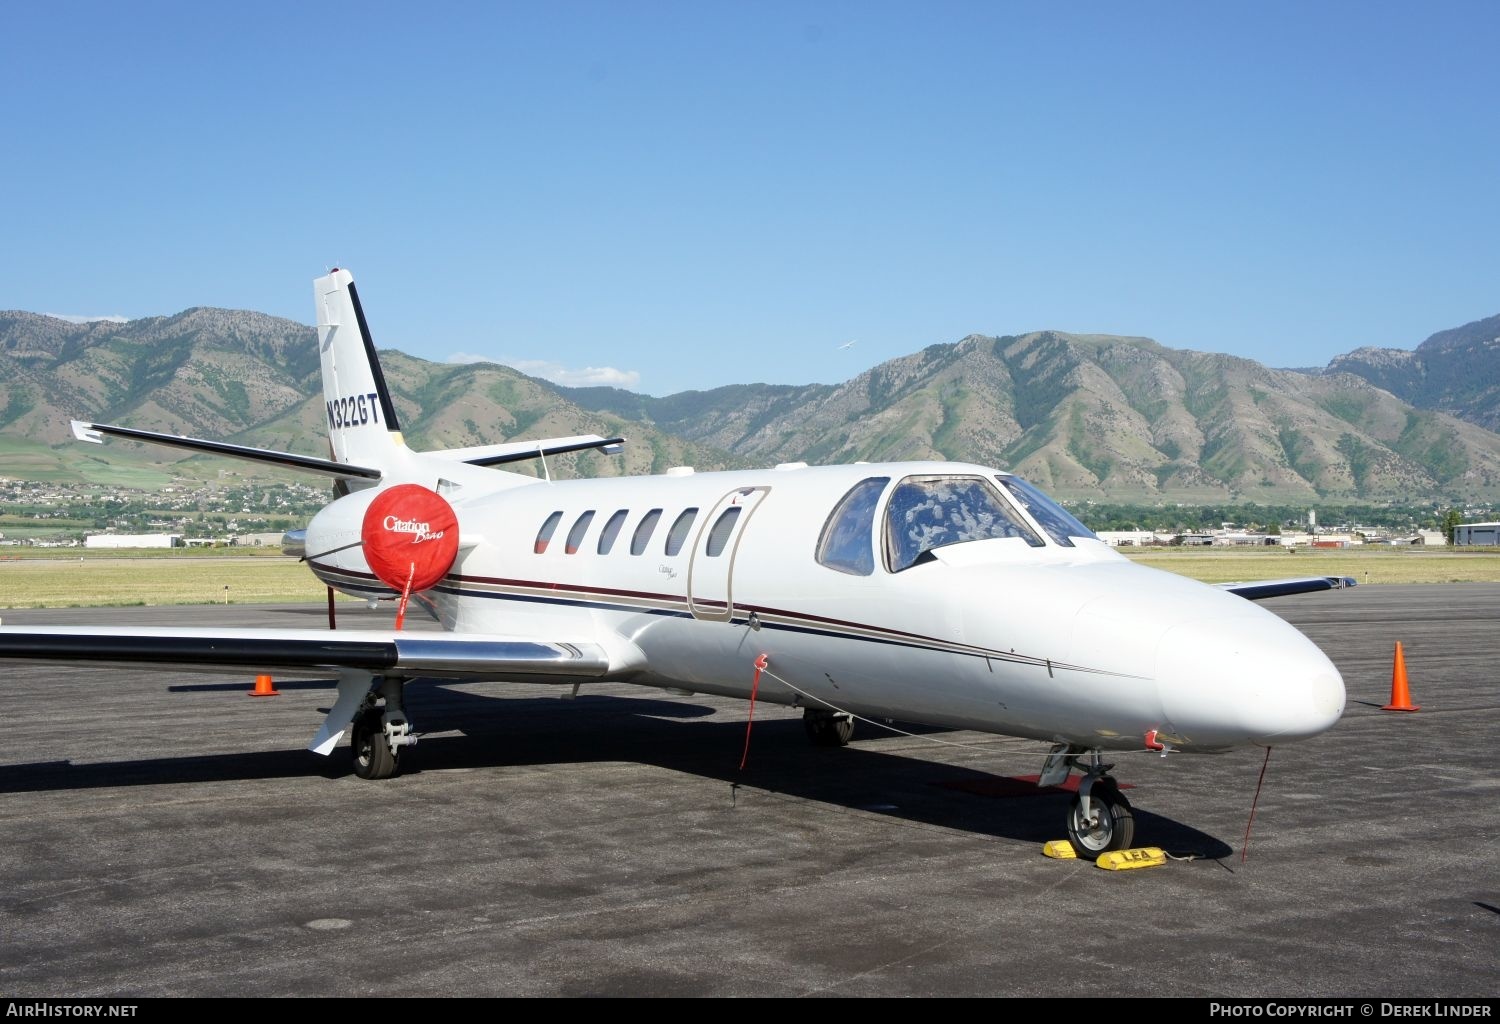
[1452,523,1500,546]
[84,533,183,549]
[233,532,286,547]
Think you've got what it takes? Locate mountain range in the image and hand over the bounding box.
[2,304,1499,504]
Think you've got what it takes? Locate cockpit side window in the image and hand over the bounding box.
[816,476,889,576]
[884,475,1044,572]
[995,476,1099,548]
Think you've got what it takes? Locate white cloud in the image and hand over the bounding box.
[448,353,641,390]
[45,313,129,324]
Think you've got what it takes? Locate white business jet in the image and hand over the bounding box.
[0,269,1352,859]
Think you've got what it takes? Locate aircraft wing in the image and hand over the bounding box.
[0,626,611,682]
[1219,576,1358,601]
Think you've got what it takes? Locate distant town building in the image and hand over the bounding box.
[1095,531,1160,547]
[1090,526,1452,549]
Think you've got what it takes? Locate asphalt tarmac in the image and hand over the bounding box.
[0,585,1496,998]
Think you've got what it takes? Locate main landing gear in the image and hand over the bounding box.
[1042,744,1136,859]
[803,707,855,747]
[350,676,417,780]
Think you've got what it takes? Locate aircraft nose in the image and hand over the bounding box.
[1156,615,1345,748]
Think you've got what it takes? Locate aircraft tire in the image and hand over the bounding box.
[803,709,855,747]
[1066,780,1134,859]
[352,706,399,780]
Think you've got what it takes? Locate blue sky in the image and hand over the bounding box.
[3,1,1495,396]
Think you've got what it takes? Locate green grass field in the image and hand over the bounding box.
[1119,545,1500,585]
[0,555,339,608]
[2,544,1499,609]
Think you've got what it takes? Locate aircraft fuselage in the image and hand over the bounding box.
[303,459,1345,754]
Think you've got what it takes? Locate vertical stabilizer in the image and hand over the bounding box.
[315,268,405,469]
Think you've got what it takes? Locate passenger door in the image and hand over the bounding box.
[687,486,770,621]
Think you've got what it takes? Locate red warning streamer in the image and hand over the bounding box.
[739,653,769,771]
[1241,746,1273,863]
[394,562,416,631]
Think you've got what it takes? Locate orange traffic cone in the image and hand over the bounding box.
[1382,642,1419,712]
[248,673,280,697]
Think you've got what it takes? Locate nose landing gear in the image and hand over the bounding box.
[1042,745,1136,859]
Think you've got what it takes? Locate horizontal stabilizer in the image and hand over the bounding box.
[433,434,627,467]
[0,626,610,681]
[1220,576,1358,601]
[70,421,382,481]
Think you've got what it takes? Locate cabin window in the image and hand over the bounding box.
[534,510,564,554]
[630,509,663,555]
[597,509,628,555]
[816,476,889,576]
[996,476,1098,548]
[565,511,595,554]
[664,508,699,556]
[884,475,1043,572]
[705,507,742,557]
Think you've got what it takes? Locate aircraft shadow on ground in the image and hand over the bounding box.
[0,679,1232,859]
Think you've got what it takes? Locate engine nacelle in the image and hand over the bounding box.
[304,485,460,598]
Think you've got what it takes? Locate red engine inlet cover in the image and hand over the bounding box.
[360,484,460,593]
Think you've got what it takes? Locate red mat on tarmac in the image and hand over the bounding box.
[932,774,1135,798]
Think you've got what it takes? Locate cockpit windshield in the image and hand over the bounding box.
[884,475,1043,572]
[995,475,1099,547]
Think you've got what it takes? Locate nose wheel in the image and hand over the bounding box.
[1067,777,1134,859]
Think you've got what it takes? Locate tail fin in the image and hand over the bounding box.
[314,268,406,469]
[72,267,625,491]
